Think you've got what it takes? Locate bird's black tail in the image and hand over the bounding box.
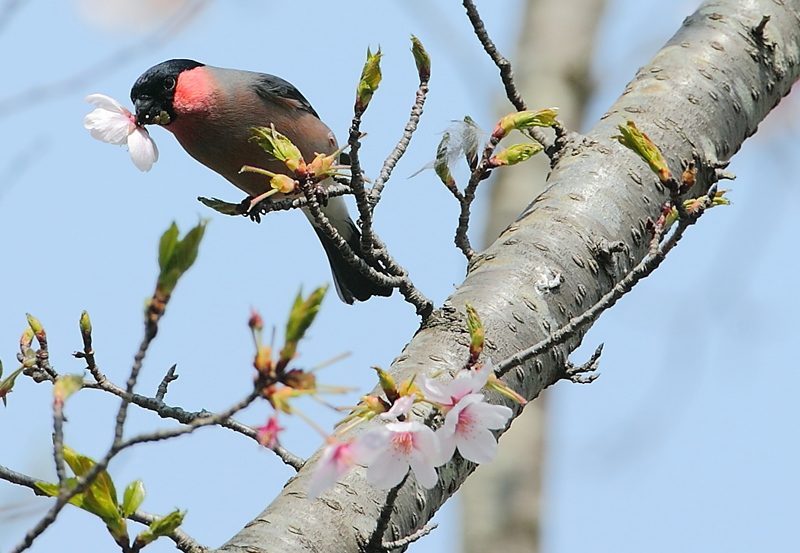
[313,221,393,304]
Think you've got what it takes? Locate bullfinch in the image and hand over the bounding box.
[130,59,392,304]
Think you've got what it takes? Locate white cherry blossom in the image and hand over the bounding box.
[84,93,159,171]
[417,358,493,409]
[434,392,512,465]
[366,421,440,489]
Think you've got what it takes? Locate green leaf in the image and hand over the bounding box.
[612,118,671,182]
[156,221,207,298]
[158,223,179,273]
[79,311,92,335]
[135,509,185,547]
[410,35,430,81]
[54,374,84,404]
[249,125,305,172]
[62,447,118,509]
[198,196,244,216]
[63,446,94,477]
[434,132,456,189]
[0,366,24,407]
[490,142,543,167]
[465,302,484,358]
[356,46,382,111]
[494,108,559,139]
[122,479,146,518]
[35,481,61,497]
[26,313,44,336]
[280,287,327,362]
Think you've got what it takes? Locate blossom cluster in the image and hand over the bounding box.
[307,359,515,499]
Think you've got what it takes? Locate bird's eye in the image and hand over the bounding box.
[164,76,176,91]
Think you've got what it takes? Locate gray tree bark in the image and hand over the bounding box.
[462,1,606,551]
[217,1,800,551]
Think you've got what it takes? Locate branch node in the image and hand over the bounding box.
[563,343,603,384]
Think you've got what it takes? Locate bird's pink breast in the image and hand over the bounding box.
[174,67,215,114]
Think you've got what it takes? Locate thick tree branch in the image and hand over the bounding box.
[212,1,800,551]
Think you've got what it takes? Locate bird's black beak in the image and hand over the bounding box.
[134,97,171,126]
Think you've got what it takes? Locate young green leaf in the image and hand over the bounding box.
[493,108,559,139]
[249,124,305,172]
[0,365,24,407]
[156,221,207,298]
[612,118,671,183]
[54,374,84,404]
[356,46,382,112]
[410,35,430,81]
[490,142,543,167]
[122,479,146,518]
[280,286,327,362]
[465,302,484,362]
[197,196,245,216]
[135,509,186,547]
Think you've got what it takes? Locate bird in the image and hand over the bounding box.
[130,59,392,304]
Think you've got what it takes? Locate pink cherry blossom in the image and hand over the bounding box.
[366,421,440,489]
[418,358,493,409]
[434,392,512,465]
[307,439,359,499]
[84,93,159,171]
[379,394,415,421]
[307,429,389,499]
[256,415,283,450]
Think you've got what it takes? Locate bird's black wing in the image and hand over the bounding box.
[253,74,320,119]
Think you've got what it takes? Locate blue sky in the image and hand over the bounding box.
[1,1,798,552]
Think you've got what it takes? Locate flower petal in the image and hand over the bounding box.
[351,426,391,466]
[433,428,456,466]
[85,93,128,114]
[409,449,439,488]
[367,447,410,489]
[455,425,499,464]
[84,108,133,145]
[469,400,513,430]
[127,127,159,171]
[380,395,415,421]
[307,441,356,499]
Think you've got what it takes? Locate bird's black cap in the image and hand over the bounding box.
[131,59,205,125]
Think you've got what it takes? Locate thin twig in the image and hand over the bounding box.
[0,465,49,496]
[363,474,408,553]
[155,364,178,402]
[81,378,304,470]
[382,523,438,550]
[369,66,430,206]
[454,136,501,260]
[347,113,378,259]
[461,0,526,111]
[113,319,159,446]
[461,0,551,148]
[299,177,401,291]
[244,182,352,220]
[51,399,67,488]
[118,391,260,449]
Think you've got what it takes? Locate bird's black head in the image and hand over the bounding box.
[131,59,204,126]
